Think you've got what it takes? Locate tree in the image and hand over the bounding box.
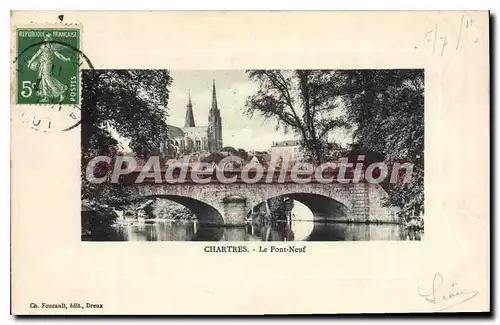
[82,69,172,160]
[221,146,237,154]
[81,69,173,206]
[235,148,249,160]
[338,69,425,221]
[245,70,348,165]
[339,70,424,165]
[201,152,224,164]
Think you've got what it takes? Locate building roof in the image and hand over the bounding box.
[167,124,185,138]
[271,140,301,147]
[247,155,264,164]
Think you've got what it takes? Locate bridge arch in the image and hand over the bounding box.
[247,192,350,222]
[125,181,390,226]
[131,195,225,225]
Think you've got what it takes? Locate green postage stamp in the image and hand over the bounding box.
[16,29,80,105]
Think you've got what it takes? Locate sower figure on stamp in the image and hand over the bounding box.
[26,33,71,103]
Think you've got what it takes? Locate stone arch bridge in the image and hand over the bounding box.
[122,171,398,226]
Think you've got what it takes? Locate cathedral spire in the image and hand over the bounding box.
[211,80,218,111]
[207,80,222,152]
[184,90,195,127]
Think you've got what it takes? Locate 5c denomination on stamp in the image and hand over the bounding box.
[17,28,80,105]
[13,23,94,132]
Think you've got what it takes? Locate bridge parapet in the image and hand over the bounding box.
[118,168,365,185]
[124,180,398,226]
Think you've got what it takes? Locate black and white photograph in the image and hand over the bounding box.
[11,10,490,316]
[81,69,425,242]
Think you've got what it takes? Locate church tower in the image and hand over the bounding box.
[207,80,223,152]
[184,90,195,127]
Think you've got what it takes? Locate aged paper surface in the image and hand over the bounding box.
[10,11,489,314]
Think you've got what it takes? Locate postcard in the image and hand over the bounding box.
[10,11,490,314]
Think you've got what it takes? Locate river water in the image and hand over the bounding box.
[83,220,423,241]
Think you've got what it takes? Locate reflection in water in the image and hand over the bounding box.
[83,198,423,241]
[83,219,423,242]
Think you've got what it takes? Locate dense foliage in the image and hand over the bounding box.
[245,70,348,165]
[338,69,424,222]
[81,69,172,218]
[246,69,424,223]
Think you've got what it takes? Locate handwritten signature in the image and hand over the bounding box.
[418,273,479,311]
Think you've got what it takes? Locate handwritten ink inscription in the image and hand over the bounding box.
[417,13,481,57]
[418,273,479,311]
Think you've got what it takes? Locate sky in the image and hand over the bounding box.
[112,70,351,153]
[167,70,298,151]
